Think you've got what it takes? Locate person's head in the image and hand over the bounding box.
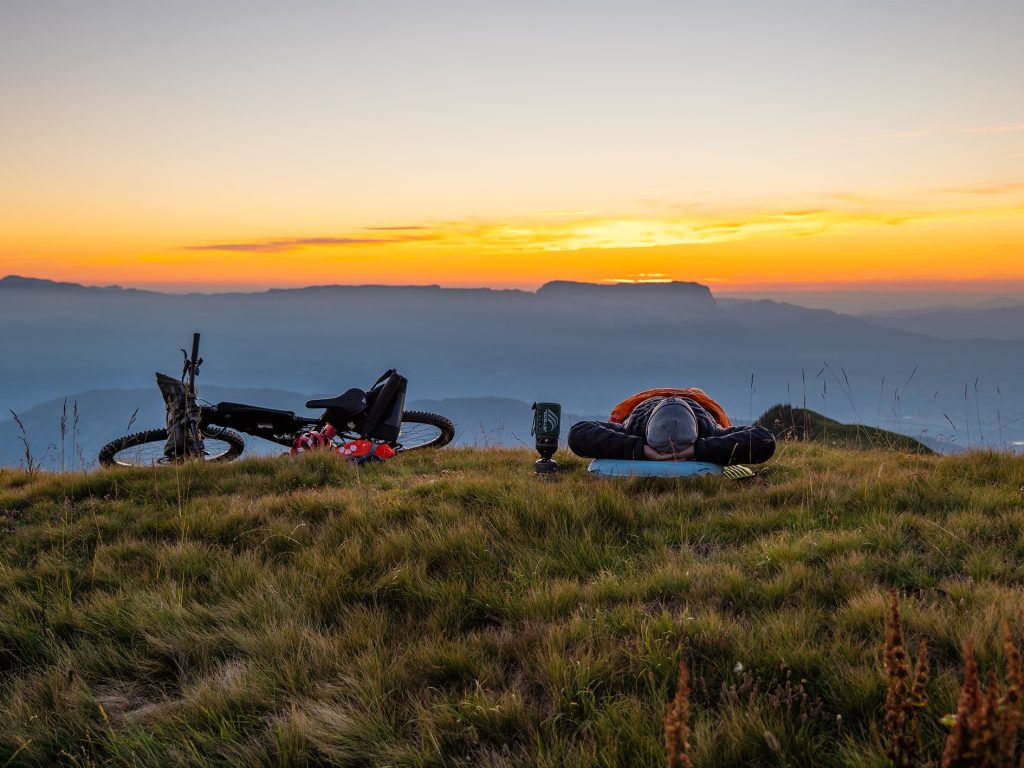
[645,397,698,453]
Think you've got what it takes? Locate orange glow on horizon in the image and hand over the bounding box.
[4,193,1024,293]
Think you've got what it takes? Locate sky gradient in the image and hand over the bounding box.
[2,0,1023,291]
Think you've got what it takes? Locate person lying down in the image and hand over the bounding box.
[567,388,776,466]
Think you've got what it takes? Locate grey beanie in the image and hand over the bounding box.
[645,398,698,453]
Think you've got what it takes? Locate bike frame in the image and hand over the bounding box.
[181,333,405,450]
[201,403,320,447]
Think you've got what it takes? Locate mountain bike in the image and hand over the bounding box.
[98,333,455,467]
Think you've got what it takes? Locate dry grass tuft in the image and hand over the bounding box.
[941,627,1024,768]
[884,589,929,768]
[664,658,692,768]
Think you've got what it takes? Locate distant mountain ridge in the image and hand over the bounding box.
[0,274,148,294]
[859,303,1024,341]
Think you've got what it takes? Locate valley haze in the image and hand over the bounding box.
[3,274,1023,468]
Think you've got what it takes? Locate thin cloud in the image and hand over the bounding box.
[181,234,433,252]
[598,273,673,284]
[178,200,1022,258]
[449,210,899,252]
[449,205,1023,253]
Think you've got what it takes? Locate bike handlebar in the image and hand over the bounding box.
[185,332,202,393]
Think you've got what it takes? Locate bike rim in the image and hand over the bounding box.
[395,421,446,450]
[108,435,241,467]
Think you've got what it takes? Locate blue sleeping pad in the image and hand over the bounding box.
[588,459,754,480]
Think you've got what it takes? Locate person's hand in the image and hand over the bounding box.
[643,444,669,460]
[643,444,695,461]
[670,445,695,461]
[671,444,696,462]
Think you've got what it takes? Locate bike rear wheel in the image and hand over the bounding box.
[98,428,245,467]
[394,411,455,451]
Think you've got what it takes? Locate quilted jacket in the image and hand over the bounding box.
[568,395,776,465]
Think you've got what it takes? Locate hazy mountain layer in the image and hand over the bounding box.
[3,276,1022,460]
[859,303,1024,340]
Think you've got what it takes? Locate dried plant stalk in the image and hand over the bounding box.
[943,643,983,768]
[1001,623,1023,760]
[665,659,692,768]
[885,590,928,768]
[941,629,1024,768]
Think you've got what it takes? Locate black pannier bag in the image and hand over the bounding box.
[156,372,193,456]
[361,370,407,443]
[213,402,300,438]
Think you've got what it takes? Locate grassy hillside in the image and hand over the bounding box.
[757,404,935,454]
[1,445,1023,766]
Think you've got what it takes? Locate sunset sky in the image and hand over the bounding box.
[2,1,1023,292]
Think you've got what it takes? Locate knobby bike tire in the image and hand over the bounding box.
[395,411,455,452]
[98,427,245,467]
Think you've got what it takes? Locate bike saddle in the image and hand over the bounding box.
[306,388,367,414]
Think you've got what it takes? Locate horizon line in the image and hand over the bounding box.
[4,273,1024,297]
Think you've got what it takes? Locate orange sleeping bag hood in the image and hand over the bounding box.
[609,388,731,428]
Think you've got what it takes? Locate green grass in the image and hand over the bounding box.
[1,443,1022,766]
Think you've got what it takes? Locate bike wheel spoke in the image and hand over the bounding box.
[108,435,241,467]
[111,442,173,466]
[396,422,443,450]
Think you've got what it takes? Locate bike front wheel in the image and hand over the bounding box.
[98,428,246,467]
[394,411,455,452]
